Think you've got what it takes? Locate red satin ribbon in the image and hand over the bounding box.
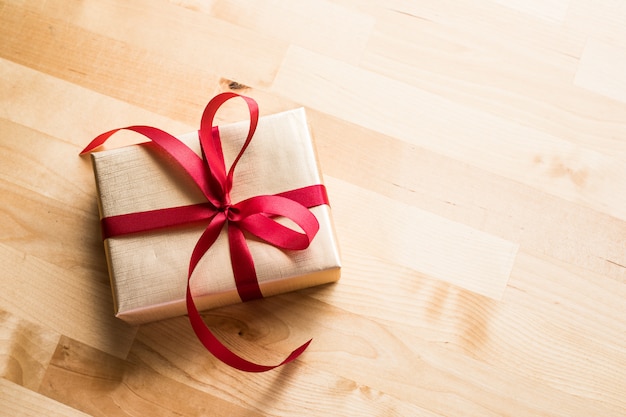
[81,93,329,372]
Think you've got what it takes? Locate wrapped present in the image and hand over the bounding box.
[82,93,341,371]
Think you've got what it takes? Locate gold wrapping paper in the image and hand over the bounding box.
[90,108,341,324]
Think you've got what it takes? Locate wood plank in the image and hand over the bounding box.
[494,0,570,22]
[293,245,626,413]
[40,332,441,417]
[575,37,626,104]
[308,110,626,284]
[327,176,519,299]
[500,253,626,406]
[122,294,624,416]
[273,45,626,221]
[0,309,60,391]
[39,336,264,417]
[0,378,90,417]
[32,268,626,416]
[1,0,286,91]
[0,1,278,125]
[0,242,136,359]
[361,7,626,161]
[565,1,626,49]
[211,0,375,65]
[0,58,194,148]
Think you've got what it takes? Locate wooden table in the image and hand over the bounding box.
[2,1,625,416]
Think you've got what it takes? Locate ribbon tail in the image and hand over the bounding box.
[228,223,264,301]
[186,213,310,372]
[186,284,311,373]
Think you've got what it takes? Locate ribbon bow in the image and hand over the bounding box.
[81,93,329,372]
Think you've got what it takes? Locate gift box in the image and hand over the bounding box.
[87,99,341,327]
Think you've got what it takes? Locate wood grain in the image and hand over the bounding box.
[1,0,626,415]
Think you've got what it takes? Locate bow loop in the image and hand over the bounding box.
[233,195,319,250]
[199,92,260,199]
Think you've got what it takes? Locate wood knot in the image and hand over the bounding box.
[220,78,249,90]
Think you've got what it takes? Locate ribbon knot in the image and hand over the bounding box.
[219,203,233,215]
[81,93,329,372]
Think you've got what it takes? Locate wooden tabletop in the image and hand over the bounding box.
[2,1,626,416]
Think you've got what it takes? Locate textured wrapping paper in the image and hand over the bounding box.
[90,108,341,325]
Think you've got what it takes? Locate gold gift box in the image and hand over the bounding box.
[90,108,341,325]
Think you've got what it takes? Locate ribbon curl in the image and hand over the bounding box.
[81,93,329,372]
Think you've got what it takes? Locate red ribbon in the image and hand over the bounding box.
[81,93,329,372]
